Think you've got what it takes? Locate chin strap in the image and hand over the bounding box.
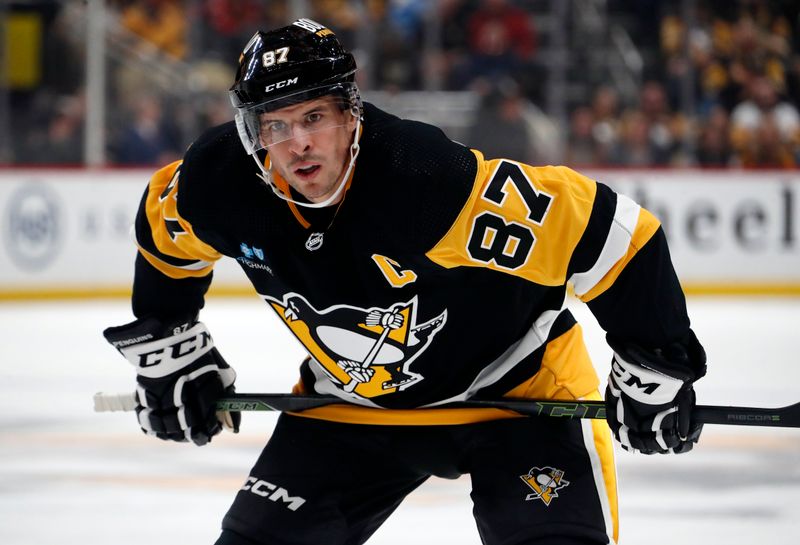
[251,114,362,209]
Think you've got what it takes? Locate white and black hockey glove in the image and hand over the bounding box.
[605,332,707,454]
[103,314,240,446]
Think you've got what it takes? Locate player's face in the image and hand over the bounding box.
[261,97,357,204]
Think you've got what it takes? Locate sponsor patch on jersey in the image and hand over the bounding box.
[237,242,274,274]
[240,242,265,260]
[520,466,570,506]
[263,292,446,398]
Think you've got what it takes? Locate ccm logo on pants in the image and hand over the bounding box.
[241,476,306,511]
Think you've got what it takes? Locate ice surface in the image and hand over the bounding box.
[1,296,798,544]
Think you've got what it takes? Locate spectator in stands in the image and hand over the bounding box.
[639,80,681,165]
[438,0,477,87]
[382,0,430,89]
[465,79,533,163]
[385,0,427,42]
[731,75,800,144]
[120,0,188,59]
[662,20,729,119]
[41,3,84,96]
[449,0,539,99]
[589,86,621,165]
[729,75,800,168]
[694,105,732,167]
[199,0,268,62]
[310,0,362,48]
[659,19,688,112]
[40,94,85,165]
[467,0,535,62]
[200,95,236,131]
[439,0,475,52]
[8,0,800,168]
[112,94,181,165]
[370,0,427,91]
[373,30,423,91]
[712,11,792,113]
[566,106,597,167]
[611,109,658,166]
[736,116,797,168]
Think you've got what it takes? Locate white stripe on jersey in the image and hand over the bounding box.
[425,295,566,406]
[570,193,641,298]
[581,419,618,545]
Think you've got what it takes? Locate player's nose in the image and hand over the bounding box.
[288,130,313,155]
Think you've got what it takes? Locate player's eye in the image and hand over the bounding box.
[266,120,287,133]
[305,112,323,125]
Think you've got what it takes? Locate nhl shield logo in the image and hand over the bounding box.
[305,232,324,251]
[520,466,570,506]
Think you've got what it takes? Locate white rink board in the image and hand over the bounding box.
[589,169,800,284]
[0,168,798,294]
[0,168,246,292]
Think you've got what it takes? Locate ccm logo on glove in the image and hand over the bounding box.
[610,356,683,405]
[117,323,215,378]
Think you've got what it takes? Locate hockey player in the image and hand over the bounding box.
[103,18,707,545]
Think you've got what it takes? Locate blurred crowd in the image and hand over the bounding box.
[3,0,800,168]
[566,0,800,168]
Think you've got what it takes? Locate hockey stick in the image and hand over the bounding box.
[93,392,800,427]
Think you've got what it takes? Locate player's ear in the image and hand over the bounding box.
[346,109,358,131]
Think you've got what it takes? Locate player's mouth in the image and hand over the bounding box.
[294,163,321,179]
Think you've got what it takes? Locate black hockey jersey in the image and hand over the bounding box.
[130,103,691,425]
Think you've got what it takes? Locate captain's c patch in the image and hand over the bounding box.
[372,254,418,288]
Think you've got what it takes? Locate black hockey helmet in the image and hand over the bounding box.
[229,18,360,155]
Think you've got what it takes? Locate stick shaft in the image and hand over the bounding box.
[94,392,800,428]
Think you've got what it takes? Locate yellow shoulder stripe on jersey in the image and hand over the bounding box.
[427,151,597,286]
[575,205,660,302]
[140,161,221,279]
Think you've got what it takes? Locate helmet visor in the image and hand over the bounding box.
[232,82,361,154]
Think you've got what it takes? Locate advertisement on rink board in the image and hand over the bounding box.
[0,169,248,298]
[586,169,800,290]
[0,168,798,298]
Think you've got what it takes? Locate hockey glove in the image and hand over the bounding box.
[605,331,706,454]
[103,315,240,446]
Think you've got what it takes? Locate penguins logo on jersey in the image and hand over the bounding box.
[264,293,446,398]
[520,466,570,506]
